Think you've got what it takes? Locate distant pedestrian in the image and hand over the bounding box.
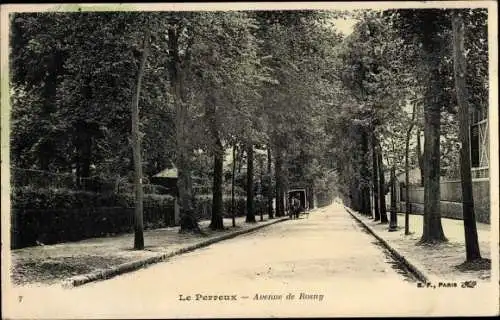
[292,196,300,219]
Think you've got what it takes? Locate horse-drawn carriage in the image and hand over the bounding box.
[287,188,308,219]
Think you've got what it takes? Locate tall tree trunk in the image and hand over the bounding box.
[416,128,425,187]
[210,136,224,230]
[352,178,361,212]
[378,149,388,223]
[452,10,481,260]
[258,154,264,221]
[231,144,237,227]
[206,95,224,231]
[372,133,380,221]
[405,102,417,235]
[360,129,371,216]
[267,145,274,219]
[389,166,398,231]
[420,76,446,243]
[404,137,411,235]
[246,143,256,222]
[131,29,150,250]
[275,147,285,217]
[308,185,315,210]
[168,25,200,233]
[350,127,361,212]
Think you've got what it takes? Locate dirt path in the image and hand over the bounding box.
[4,203,496,318]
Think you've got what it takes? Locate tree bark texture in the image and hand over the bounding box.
[405,102,417,235]
[206,96,224,230]
[246,143,256,222]
[452,10,481,259]
[257,154,264,221]
[231,144,237,227]
[360,128,371,216]
[418,13,447,243]
[210,136,224,230]
[377,148,388,223]
[267,146,274,219]
[131,29,150,250]
[389,166,398,231]
[420,74,446,243]
[168,25,200,233]
[308,185,315,210]
[275,147,285,217]
[372,133,381,221]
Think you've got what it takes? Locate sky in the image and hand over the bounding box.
[331,17,358,37]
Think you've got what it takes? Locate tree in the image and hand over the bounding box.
[131,28,150,250]
[371,131,381,221]
[231,144,237,227]
[391,9,450,243]
[185,12,268,229]
[335,11,409,220]
[274,147,285,217]
[404,101,418,235]
[388,165,398,231]
[252,10,343,217]
[208,97,224,230]
[418,12,448,243]
[246,143,256,222]
[266,146,274,219]
[377,148,389,223]
[360,128,371,216]
[451,9,481,260]
[10,12,177,183]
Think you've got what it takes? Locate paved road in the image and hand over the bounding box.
[5,203,496,318]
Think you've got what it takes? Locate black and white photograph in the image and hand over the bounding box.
[1,1,498,318]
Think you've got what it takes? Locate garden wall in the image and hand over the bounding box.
[387,179,490,224]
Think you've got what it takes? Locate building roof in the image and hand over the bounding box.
[153,167,178,178]
[395,168,421,185]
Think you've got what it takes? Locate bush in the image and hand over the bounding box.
[11,187,175,249]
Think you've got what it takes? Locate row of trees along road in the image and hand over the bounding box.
[10,11,341,249]
[10,8,488,265]
[334,9,488,264]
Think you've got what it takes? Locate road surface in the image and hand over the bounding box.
[5,203,496,318]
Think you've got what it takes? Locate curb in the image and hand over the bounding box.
[344,206,433,283]
[62,217,289,288]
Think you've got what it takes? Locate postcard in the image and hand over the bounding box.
[1,1,498,318]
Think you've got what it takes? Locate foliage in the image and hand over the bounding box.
[11,186,175,248]
[9,9,489,243]
[11,186,266,249]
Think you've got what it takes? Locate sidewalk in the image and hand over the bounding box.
[10,215,288,288]
[345,207,491,283]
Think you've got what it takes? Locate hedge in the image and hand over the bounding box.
[10,187,176,249]
[11,187,268,249]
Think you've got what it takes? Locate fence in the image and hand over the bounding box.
[395,178,490,224]
[11,205,177,249]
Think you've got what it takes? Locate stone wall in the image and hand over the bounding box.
[387,178,490,224]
